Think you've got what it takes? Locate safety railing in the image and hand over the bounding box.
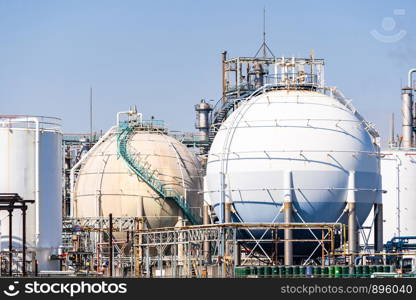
[117,123,201,225]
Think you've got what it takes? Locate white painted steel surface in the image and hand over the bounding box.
[205,90,381,227]
[74,128,203,228]
[0,116,62,271]
[380,150,416,242]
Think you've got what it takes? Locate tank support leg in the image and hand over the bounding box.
[284,202,293,265]
[284,171,293,266]
[225,202,232,223]
[203,204,211,267]
[347,171,358,264]
[374,203,383,253]
[348,202,358,264]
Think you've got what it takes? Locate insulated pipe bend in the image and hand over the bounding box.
[407,68,416,89]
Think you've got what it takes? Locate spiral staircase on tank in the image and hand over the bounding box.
[117,123,201,225]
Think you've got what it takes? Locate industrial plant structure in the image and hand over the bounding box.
[0,47,415,278]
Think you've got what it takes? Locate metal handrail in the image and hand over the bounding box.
[117,124,201,225]
[0,115,62,131]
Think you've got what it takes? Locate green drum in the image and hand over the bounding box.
[355,265,363,277]
[349,266,355,278]
[369,265,376,275]
[234,267,244,277]
[293,266,300,278]
[286,266,293,278]
[334,266,342,278]
[322,266,329,278]
[377,265,384,273]
[279,266,286,278]
[271,266,279,277]
[314,266,322,278]
[362,265,370,277]
[328,266,335,278]
[299,266,306,278]
[257,266,265,276]
[250,266,257,275]
[264,266,272,277]
[342,266,350,278]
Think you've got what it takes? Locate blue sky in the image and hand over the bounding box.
[0,0,415,146]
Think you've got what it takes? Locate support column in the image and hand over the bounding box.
[203,203,211,265]
[22,205,27,277]
[374,203,384,253]
[347,171,358,264]
[283,171,293,266]
[224,202,232,223]
[135,196,144,277]
[348,202,357,262]
[233,228,241,268]
[109,213,113,277]
[176,216,185,276]
[8,208,13,277]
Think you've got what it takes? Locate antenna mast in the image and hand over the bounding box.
[255,7,275,58]
[89,86,93,148]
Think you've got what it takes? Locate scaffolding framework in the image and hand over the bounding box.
[133,223,344,278]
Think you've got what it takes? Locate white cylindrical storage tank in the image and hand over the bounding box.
[74,124,203,228]
[381,150,416,242]
[205,90,381,252]
[0,116,62,271]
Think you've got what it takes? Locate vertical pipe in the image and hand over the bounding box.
[109,213,113,277]
[283,171,293,266]
[30,118,41,246]
[8,208,13,277]
[402,88,413,148]
[22,205,27,277]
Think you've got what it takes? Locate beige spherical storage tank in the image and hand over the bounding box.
[73,113,203,228]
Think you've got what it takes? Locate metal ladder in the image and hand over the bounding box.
[117,124,201,225]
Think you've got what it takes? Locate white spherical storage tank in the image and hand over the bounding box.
[74,123,203,228]
[380,150,416,242]
[0,116,62,271]
[205,90,381,233]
